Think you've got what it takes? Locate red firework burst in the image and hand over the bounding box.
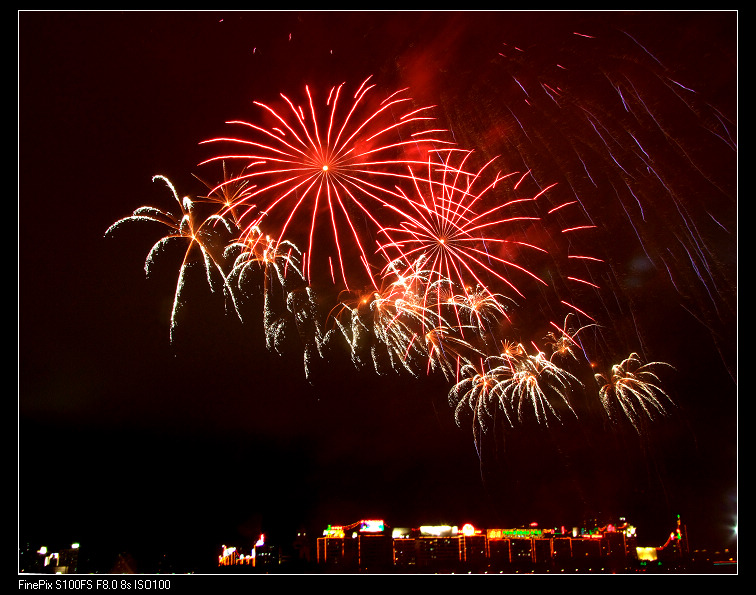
[199,76,453,291]
[376,148,555,310]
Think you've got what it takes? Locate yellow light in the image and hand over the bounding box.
[636,547,658,561]
[322,165,329,171]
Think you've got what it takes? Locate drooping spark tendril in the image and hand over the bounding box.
[330,273,442,376]
[225,225,304,352]
[105,175,238,341]
[449,340,582,454]
[595,352,675,433]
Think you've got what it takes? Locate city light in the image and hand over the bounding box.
[419,525,458,536]
[360,520,385,533]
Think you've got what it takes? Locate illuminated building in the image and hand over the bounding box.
[316,524,348,568]
[503,530,537,566]
[253,534,279,569]
[569,533,603,566]
[354,520,393,571]
[306,515,694,573]
[635,514,691,571]
[486,530,511,566]
[218,534,279,570]
[19,543,80,574]
[415,525,460,571]
[391,528,416,567]
[533,537,553,566]
[458,523,487,569]
[552,537,573,564]
[316,520,392,570]
[291,529,312,565]
[218,545,254,567]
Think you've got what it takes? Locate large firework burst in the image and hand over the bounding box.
[376,148,554,308]
[199,76,454,291]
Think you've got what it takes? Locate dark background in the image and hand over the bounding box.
[19,11,736,572]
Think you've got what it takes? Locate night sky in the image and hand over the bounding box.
[19,11,737,571]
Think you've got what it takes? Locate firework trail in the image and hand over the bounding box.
[486,23,736,375]
[198,76,454,292]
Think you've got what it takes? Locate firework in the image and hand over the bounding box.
[423,324,481,381]
[227,225,303,290]
[199,76,454,291]
[107,68,683,461]
[287,285,328,380]
[503,348,581,425]
[595,352,675,432]
[443,285,514,351]
[449,360,504,447]
[105,175,238,341]
[193,161,252,228]
[450,341,581,437]
[542,313,596,363]
[224,226,305,351]
[330,280,437,376]
[377,148,554,314]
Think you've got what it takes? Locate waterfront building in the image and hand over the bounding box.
[316,520,392,570]
[391,528,416,568]
[414,525,461,571]
[19,543,80,574]
[314,517,648,572]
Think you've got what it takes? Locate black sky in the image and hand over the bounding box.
[19,10,737,570]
